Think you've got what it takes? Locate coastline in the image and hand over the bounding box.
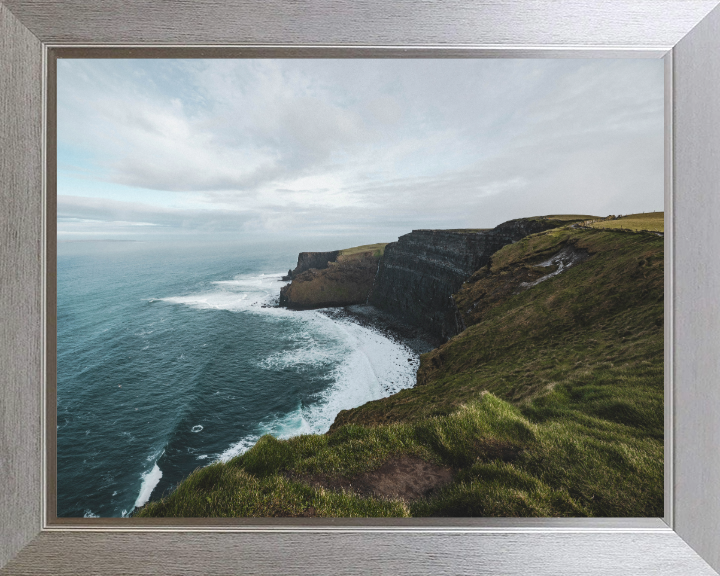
[136,219,665,519]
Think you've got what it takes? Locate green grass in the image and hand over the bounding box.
[588,212,664,233]
[339,243,389,258]
[137,390,661,518]
[137,225,663,518]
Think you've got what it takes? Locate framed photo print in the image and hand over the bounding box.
[1,1,720,574]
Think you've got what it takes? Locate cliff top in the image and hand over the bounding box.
[587,211,664,233]
[339,242,388,258]
[544,214,601,221]
[411,215,591,235]
[412,228,491,234]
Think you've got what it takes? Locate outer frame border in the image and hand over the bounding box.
[39,44,672,531]
[2,2,720,574]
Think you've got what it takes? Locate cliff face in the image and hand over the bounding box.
[279,251,380,310]
[368,218,561,340]
[283,251,341,280]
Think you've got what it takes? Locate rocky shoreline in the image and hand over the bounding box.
[319,304,439,356]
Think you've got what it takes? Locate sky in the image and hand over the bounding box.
[57,58,664,245]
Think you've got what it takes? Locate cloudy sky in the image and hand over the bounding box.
[57,58,664,243]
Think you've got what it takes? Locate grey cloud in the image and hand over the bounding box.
[58,58,664,237]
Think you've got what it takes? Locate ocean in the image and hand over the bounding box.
[56,239,420,518]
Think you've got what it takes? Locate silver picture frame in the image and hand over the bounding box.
[2,1,720,573]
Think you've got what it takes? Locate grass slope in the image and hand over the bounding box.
[588,211,664,233]
[137,226,663,518]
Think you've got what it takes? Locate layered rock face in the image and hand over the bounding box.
[283,251,341,280]
[368,218,561,340]
[279,251,380,310]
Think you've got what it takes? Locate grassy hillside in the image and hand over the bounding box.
[137,225,663,518]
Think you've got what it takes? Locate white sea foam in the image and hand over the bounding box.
[191,425,203,433]
[267,318,417,436]
[83,509,99,518]
[134,463,162,508]
[160,272,287,313]
[258,333,336,372]
[212,273,283,290]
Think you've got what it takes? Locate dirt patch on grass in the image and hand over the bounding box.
[294,455,454,501]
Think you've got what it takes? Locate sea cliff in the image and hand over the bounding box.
[279,244,386,309]
[367,218,563,340]
[282,251,341,280]
[278,218,563,337]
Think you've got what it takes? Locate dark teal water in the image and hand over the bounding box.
[57,240,419,517]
